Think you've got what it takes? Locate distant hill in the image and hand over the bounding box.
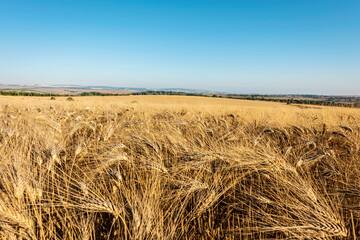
[0,84,359,108]
[0,84,220,95]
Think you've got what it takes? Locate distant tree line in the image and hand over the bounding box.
[227,96,360,108]
[0,90,61,96]
[132,91,204,96]
[79,91,110,96]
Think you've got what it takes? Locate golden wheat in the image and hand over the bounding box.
[0,95,359,239]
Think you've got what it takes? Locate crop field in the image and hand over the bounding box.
[0,95,359,239]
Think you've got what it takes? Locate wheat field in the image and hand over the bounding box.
[0,95,359,239]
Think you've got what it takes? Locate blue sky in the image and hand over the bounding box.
[0,0,359,94]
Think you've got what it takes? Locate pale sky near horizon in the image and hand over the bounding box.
[0,0,359,94]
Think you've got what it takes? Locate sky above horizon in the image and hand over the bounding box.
[0,0,359,94]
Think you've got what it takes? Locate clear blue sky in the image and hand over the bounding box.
[0,0,359,94]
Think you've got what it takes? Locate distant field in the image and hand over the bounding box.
[0,94,334,109]
[0,95,359,239]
